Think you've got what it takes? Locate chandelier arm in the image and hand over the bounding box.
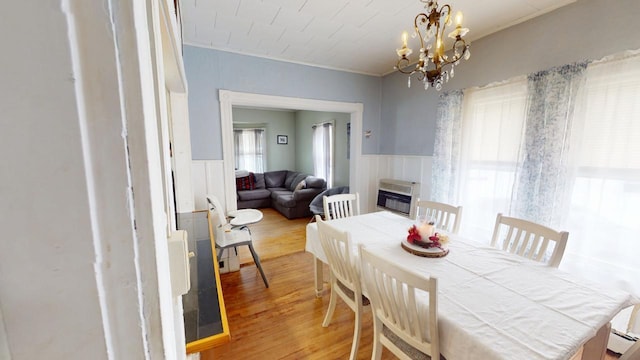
[443,37,467,65]
[414,13,429,50]
[395,57,417,75]
[439,4,451,24]
[437,4,451,56]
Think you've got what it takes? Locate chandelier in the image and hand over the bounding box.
[394,0,470,91]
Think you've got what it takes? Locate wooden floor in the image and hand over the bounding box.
[234,208,311,265]
[201,208,622,360]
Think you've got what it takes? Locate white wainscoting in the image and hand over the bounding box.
[191,160,226,211]
[359,155,433,213]
[190,155,433,214]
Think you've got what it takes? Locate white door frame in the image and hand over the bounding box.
[219,90,364,212]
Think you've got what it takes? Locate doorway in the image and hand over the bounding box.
[232,107,351,190]
[219,90,364,212]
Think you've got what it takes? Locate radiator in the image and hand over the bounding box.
[376,179,420,219]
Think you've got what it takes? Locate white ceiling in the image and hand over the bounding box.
[181,0,575,76]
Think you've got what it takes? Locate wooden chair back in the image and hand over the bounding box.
[414,199,463,233]
[359,245,440,360]
[316,218,360,297]
[491,213,569,268]
[323,193,360,220]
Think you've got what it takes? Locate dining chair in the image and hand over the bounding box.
[414,199,463,234]
[620,304,640,360]
[359,244,440,360]
[316,215,368,360]
[323,192,360,220]
[491,213,569,268]
[206,195,269,288]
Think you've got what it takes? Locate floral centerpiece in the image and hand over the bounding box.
[407,220,449,249]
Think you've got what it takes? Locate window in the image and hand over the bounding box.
[312,122,334,188]
[562,54,640,294]
[234,128,265,173]
[434,52,640,298]
[457,78,527,239]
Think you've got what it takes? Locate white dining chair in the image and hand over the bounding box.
[620,304,640,360]
[359,244,440,360]
[414,199,463,234]
[316,215,367,360]
[206,195,269,287]
[323,192,360,220]
[491,213,569,268]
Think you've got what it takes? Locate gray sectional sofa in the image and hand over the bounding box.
[236,170,327,219]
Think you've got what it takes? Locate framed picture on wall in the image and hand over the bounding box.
[277,135,288,144]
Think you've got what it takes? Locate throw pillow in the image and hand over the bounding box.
[236,173,255,190]
[294,180,306,192]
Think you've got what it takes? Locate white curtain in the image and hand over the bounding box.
[454,78,528,241]
[234,128,265,173]
[313,122,333,188]
[561,52,640,299]
[432,52,640,301]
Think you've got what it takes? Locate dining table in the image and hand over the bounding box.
[305,210,638,360]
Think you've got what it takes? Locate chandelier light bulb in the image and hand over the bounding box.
[455,11,463,26]
[402,31,408,47]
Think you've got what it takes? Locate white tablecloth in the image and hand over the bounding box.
[305,211,638,360]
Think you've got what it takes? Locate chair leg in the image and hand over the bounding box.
[348,304,362,360]
[322,278,338,327]
[372,316,383,360]
[247,243,269,288]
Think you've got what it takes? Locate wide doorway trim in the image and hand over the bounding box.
[219,90,364,212]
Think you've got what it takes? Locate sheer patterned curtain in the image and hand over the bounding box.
[234,128,265,173]
[512,63,588,227]
[431,53,640,299]
[312,122,333,188]
[431,90,464,205]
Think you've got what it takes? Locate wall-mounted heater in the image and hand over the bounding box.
[376,179,420,219]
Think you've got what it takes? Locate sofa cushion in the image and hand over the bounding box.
[253,173,266,189]
[275,194,297,208]
[265,170,287,188]
[305,176,326,189]
[284,171,298,189]
[237,188,271,201]
[288,173,307,191]
[270,188,290,199]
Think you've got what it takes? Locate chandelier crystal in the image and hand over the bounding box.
[394,0,470,91]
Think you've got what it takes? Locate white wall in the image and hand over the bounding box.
[192,155,432,214]
[192,160,226,211]
[0,1,182,359]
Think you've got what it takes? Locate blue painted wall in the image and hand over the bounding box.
[184,47,381,160]
[185,0,640,159]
